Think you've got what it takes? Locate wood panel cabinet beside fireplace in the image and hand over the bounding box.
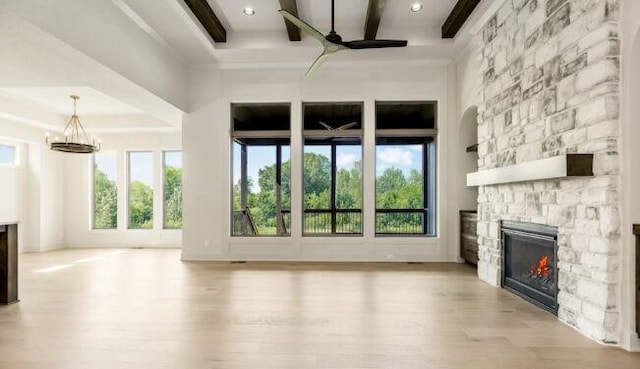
[460,211,478,265]
[634,224,640,337]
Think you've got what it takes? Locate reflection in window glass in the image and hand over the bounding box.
[0,144,15,164]
[128,152,154,229]
[93,153,117,229]
[163,151,182,229]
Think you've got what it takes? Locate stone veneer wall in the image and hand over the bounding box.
[476,0,621,343]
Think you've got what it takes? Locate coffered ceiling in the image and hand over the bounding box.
[117,0,488,65]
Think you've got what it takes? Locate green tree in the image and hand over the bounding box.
[129,181,153,229]
[336,160,362,209]
[376,168,408,209]
[257,160,291,210]
[303,152,331,209]
[164,166,182,228]
[94,168,117,229]
[375,167,424,232]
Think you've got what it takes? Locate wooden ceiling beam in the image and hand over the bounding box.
[442,0,481,39]
[183,0,226,43]
[279,0,301,41]
[364,0,386,40]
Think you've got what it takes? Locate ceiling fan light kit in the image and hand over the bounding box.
[278,0,408,76]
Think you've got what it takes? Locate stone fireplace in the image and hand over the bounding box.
[501,221,558,314]
[474,0,622,344]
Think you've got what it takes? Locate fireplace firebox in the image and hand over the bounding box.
[501,221,558,315]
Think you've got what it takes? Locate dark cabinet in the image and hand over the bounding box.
[460,211,478,265]
[0,224,18,304]
[634,224,640,337]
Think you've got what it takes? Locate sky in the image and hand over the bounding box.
[233,143,422,192]
[94,153,117,181]
[94,151,182,186]
[0,144,15,164]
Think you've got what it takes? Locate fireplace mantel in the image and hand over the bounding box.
[466,154,593,187]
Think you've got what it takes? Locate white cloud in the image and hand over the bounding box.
[337,153,358,167]
[377,147,413,167]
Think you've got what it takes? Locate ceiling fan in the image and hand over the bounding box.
[279,0,408,76]
[318,121,358,131]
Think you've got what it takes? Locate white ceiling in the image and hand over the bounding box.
[1,87,143,116]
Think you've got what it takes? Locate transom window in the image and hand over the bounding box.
[0,144,16,165]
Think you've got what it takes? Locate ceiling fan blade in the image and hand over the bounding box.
[278,10,327,45]
[335,122,358,130]
[341,39,408,49]
[305,50,333,76]
[318,121,334,130]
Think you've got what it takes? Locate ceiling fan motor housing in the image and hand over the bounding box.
[325,31,342,44]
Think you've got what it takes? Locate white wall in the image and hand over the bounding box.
[65,132,182,248]
[183,63,459,261]
[619,0,640,351]
[0,119,66,252]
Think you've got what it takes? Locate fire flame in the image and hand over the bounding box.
[531,255,551,278]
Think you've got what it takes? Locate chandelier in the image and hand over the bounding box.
[46,95,100,153]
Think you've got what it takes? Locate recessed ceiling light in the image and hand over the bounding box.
[243,7,255,16]
[411,3,423,12]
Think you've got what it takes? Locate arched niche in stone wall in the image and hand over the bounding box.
[457,105,479,212]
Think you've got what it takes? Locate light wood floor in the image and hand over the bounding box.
[0,249,638,368]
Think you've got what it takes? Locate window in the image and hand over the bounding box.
[375,102,436,236]
[128,152,154,229]
[231,103,291,236]
[0,144,16,165]
[93,153,117,229]
[163,151,183,229]
[303,102,363,235]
